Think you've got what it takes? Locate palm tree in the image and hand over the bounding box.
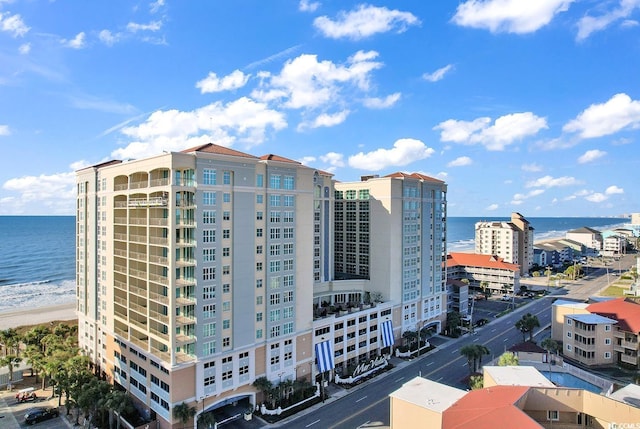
[0,354,22,387]
[402,330,419,352]
[105,389,133,429]
[541,337,559,373]
[515,313,540,342]
[197,411,216,429]
[497,351,519,366]
[460,345,478,374]
[474,345,490,369]
[173,402,197,429]
[253,376,274,407]
[0,328,20,356]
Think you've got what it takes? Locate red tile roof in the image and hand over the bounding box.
[443,386,541,429]
[587,298,640,333]
[447,252,520,272]
[259,154,301,164]
[181,143,258,159]
[384,171,445,183]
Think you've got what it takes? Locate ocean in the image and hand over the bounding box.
[0,215,630,313]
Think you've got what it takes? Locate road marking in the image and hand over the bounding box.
[358,421,371,429]
[473,337,479,342]
[306,419,321,427]
[426,361,434,366]
[437,377,443,381]
[503,338,509,342]
[395,376,405,383]
[491,328,496,332]
[356,396,368,403]
[451,349,458,354]
[462,362,467,367]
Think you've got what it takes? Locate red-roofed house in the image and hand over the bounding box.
[390,375,640,428]
[588,298,640,368]
[447,252,521,294]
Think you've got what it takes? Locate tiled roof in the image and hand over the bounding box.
[259,154,301,164]
[76,159,122,171]
[447,252,520,271]
[181,143,258,159]
[443,386,540,429]
[587,298,640,333]
[384,171,445,183]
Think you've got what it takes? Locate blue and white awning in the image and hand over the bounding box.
[315,340,334,373]
[381,320,395,348]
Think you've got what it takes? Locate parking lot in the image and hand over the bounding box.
[469,287,548,326]
[0,377,71,429]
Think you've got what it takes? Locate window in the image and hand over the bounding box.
[256,329,263,339]
[270,211,281,223]
[284,175,294,190]
[283,259,293,271]
[284,195,294,207]
[223,283,230,293]
[222,370,232,381]
[547,411,559,421]
[256,228,263,237]
[283,228,294,239]
[270,325,280,338]
[270,228,280,239]
[223,247,230,257]
[256,174,264,187]
[269,195,280,206]
[203,341,215,356]
[270,293,280,305]
[223,171,231,185]
[604,352,611,359]
[223,337,230,347]
[223,301,231,311]
[256,312,263,322]
[269,309,281,322]
[283,291,293,302]
[257,194,263,204]
[203,286,215,300]
[567,319,572,325]
[203,230,215,243]
[566,344,572,351]
[256,245,263,255]
[270,260,281,273]
[203,304,216,319]
[223,211,230,221]
[203,192,216,205]
[223,265,230,275]
[270,245,281,256]
[283,322,294,334]
[605,325,611,331]
[270,175,281,189]
[256,279,263,288]
[223,193,231,203]
[203,267,216,281]
[204,376,215,386]
[283,244,293,255]
[223,229,230,239]
[256,211,263,220]
[283,306,293,318]
[203,323,215,337]
[567,331,572,338]
[605,338,611,345]
[203,248,215,262]
[223,319,230,329]
[203,169,216,185]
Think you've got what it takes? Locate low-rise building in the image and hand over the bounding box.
[566,227,603,253]
[447,252,520,294]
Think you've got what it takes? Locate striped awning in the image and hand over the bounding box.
[315,340,334,373]
[381,320,395,348]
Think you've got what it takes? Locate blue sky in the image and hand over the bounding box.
[0,0,638,217]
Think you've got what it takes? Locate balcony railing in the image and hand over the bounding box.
[149,291,169,305]
[128,197,168,207]
[150,178,169,187]
[149,273,168,285]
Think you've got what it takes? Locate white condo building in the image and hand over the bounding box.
[76,145,447,428]
[474,212,533,276]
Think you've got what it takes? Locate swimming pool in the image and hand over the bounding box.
[540,371,602,394]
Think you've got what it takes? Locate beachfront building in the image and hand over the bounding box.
[76,144,448,428]
[389,372,640,429]
[446,252,520,294]
[602,234,626,257]
[565,227,603,254]
[474,212,533,276]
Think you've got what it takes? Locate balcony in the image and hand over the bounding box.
[149,273,168,285]
[149,291,169,305]
[176,314,196,325]
[149,311,169,324]
[176,333,196,345]
[129,268,147,280]
[176,278,196,287]
[148,255,168,265]
[176,295,196,305]
[149,217,168,226]
[128,196,168,207]
[150,178,169,187]
[621,353,638,365]
[149,236,168,246]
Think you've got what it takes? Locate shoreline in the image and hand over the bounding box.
[0,302,76,330]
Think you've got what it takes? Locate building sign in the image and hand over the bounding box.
[352,355,388,377]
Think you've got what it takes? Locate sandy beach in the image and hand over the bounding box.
[0,302,77,330]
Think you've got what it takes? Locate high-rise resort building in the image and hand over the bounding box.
[76,144,447,428]
[474,212,533,276]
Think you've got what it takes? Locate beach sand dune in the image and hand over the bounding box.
[0,302,76,330]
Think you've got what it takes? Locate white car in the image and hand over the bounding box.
[501,294,510,301]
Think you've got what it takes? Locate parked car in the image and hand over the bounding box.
[15,387,37,403]
[24,407,59,425]
[501,294,510,301]
[473,292,486,300]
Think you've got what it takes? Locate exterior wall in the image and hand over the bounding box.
[566,231,603,251]
[563,318,615,366]
[551,303,589,342]
[447,263,520,293]
[389,397,442,429]
[475,214,532,276]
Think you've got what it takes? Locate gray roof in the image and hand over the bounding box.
[569,313,617,325]
[567,226,602,234]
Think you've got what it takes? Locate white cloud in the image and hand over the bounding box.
[521,162,542,172]
[2,171,76,214]
[362,92,401,109]
[585,192,607,203]
[62,32,86,49]
[299,156,317,165]
[299,110,350,131]
[0,125,9,136]
[422,64,453,82]
[114,97,287,159]
[196,70,250,94]
[320,152,345,168]
[447,156,473,167]
[313,4,420,40]
[577,149,606,164]
[576,0,640,41]
[299,0,320,12]
[348,138,435,171]
[526,175,580,188]
[244,45,302,70]
[452,0,574,34]
[605,185,624,195]
[511,188,545,205]
[99,29,121,46]
[621,19,639,27]
[251,51,383,111]
[0,12,30,37]
[18,43,30,54]
[68,94,137,115]
[486,203,499,211]
[150,0,165,14]
[563,93,640,138]
[434,112,547,150]
[127,21,162,33]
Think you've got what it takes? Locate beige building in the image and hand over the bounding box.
[474,212,533,275]
[76,145,448,427]
[566,226,603,252]
[390,371,640,429]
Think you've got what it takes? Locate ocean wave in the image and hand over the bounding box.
[0,279,76,313]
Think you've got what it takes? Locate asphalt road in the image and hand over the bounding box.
[271,253,637,429]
